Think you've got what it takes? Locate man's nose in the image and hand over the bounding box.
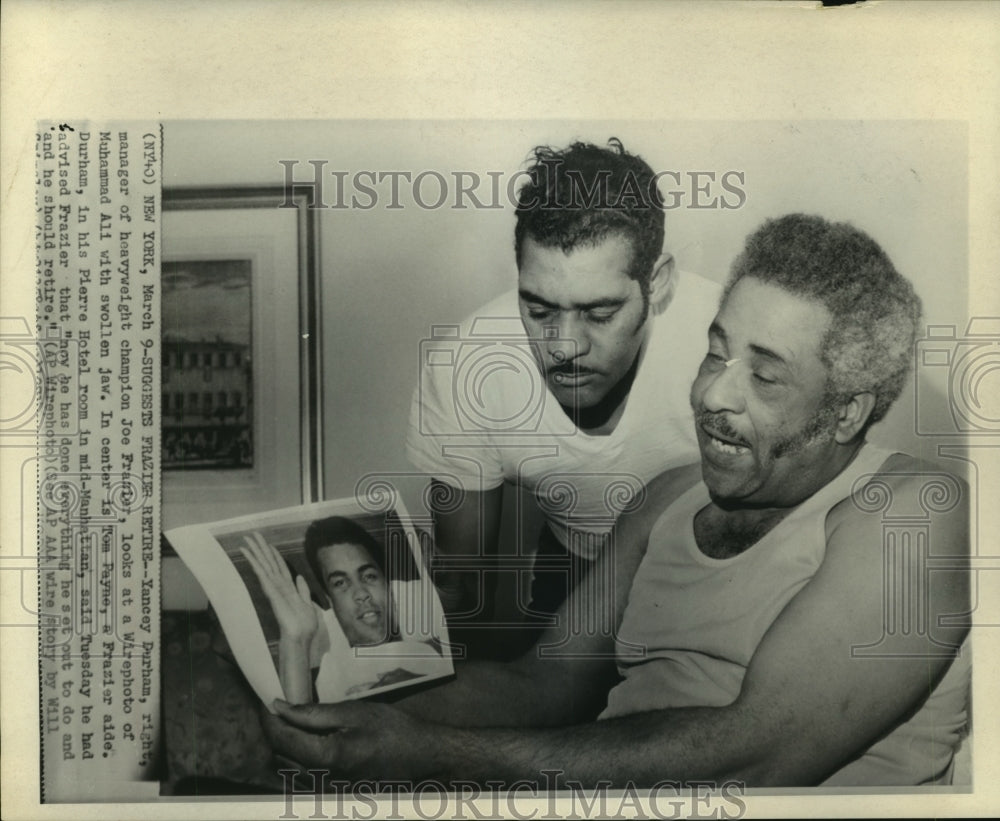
[545,314,591,360]
[699,359,746,414]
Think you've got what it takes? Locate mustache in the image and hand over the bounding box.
[695,410,750,447]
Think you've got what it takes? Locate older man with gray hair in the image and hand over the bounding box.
[266,213,970,788]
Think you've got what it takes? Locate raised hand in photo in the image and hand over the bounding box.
[241,532,318,703]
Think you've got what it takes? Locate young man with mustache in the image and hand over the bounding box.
[406,139,721,656]
[267,214,970,787]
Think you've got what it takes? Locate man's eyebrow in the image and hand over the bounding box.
[519,289,627,312]
[577,297,627,311]
[748,343,788,366]
[518,288,557,308]
[327,563,379,579]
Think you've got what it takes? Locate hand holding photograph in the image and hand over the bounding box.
[164,497,453,709]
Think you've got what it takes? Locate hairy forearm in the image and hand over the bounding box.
[264,686,814,790]
[418,704,779,788]
[392,656,611,729]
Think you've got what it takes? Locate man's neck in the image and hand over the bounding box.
[695,440,867,559]
[694,506,791,560]
[561,345,643,434]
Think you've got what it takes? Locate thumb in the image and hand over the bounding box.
[273,698,361,731]
[263,701,352,770]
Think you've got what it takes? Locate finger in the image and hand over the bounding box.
[258,537,280,576]
[276,553,295,586]
[249,532,286,585]
[246,531,266,562]
[242,546,285,604]
[273,698,365,732]
[296,575,313,605]
[261,709,337,769]
[242,536,271,577]
[268,545,296,588]
[252,532,282,578]
[244,538,298,599]
[240,545,266,584]
[243,540,270,585]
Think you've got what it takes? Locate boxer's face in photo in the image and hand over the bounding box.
[317,541,392,646]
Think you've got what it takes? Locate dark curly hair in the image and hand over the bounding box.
[303,516,386,593]
[725,213,922,428]
[514,139,665,304]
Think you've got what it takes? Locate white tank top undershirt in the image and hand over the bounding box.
[601,445,970,786]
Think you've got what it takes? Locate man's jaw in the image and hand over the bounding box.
[547,365,602,412]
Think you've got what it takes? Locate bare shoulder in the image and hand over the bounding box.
[827,452,970,559]
[618,462,702,537]
[601,462,703,623]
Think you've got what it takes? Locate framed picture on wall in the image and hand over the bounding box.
[162,187,323,531]
[162,257,255,472]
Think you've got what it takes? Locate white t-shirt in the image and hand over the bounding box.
[406,270,721,558]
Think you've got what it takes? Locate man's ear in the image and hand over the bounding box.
[647,253,677,315]
[834,392,877,444]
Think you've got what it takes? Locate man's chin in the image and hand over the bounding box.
[546,378,603,408]
[699,458,750,503]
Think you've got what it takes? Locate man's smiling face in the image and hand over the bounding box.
[689,276,844,509]
[517,234,650,413]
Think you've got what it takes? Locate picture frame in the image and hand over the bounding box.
[161,187,323,531]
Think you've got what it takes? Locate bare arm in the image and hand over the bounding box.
[426,481,503,619]
[406,469,970,786]
[395,466,699,727]
[265,465,969,786]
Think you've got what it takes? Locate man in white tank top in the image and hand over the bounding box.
[266,214,970,789]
